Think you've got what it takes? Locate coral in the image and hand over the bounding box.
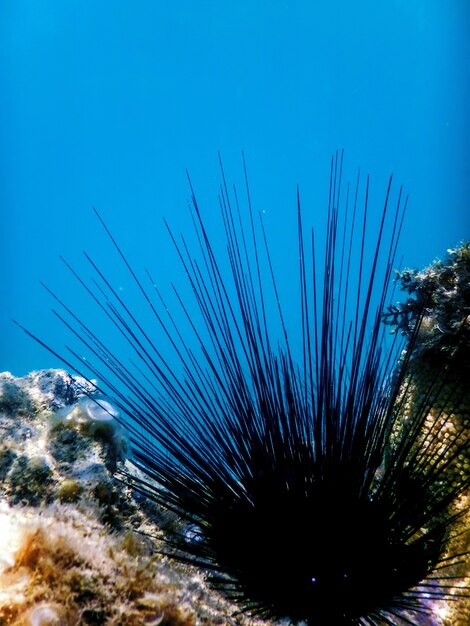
[0,371,134,524]
[0,370,263,626]
[384,241,470,374]
[384,243,470,626]
[385,244,470,520]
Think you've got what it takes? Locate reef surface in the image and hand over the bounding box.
[0,369,266,626]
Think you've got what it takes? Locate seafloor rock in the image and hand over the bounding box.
[384,242,470,626]
[384,241,470,393]
[0,370,260,626]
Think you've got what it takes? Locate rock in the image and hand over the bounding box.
[0,369,261,626]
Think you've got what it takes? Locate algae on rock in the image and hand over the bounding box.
[0,370,260,626]
[384,242,470,626]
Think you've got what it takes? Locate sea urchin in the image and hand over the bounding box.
[16,153,469,625]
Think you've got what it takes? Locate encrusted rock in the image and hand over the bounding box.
[0,370,262,625]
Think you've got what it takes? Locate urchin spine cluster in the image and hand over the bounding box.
[16,153,469,625]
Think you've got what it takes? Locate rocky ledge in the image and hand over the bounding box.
[0,369,264,626]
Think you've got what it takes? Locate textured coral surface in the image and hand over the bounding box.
[0,370,262,626]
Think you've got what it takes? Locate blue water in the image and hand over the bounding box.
[1,0,469,376]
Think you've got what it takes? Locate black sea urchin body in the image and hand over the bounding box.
[18,153,469,625]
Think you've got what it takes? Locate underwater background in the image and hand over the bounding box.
[1,0,469,376]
